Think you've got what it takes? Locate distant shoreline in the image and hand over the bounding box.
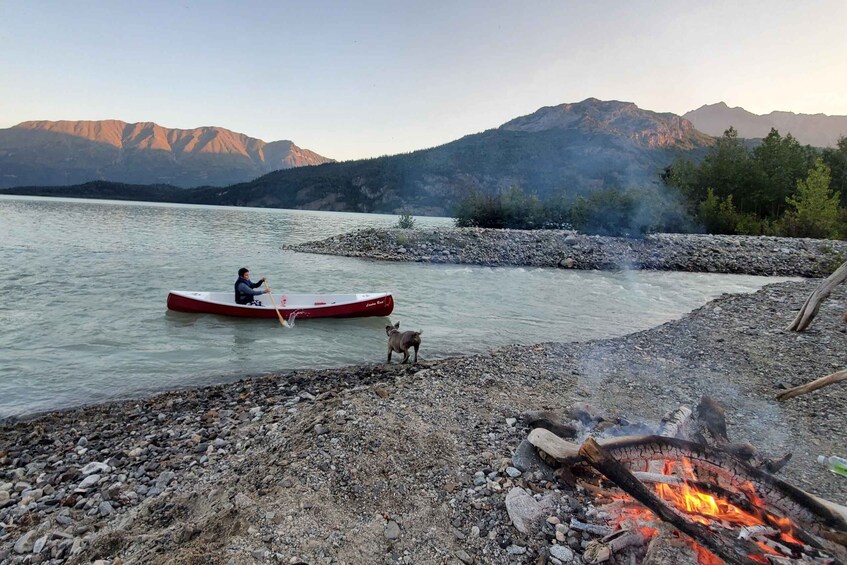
[284,227,847,278]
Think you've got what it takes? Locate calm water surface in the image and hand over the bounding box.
[0,196,790,417]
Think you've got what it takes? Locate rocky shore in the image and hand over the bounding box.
[283,228,847,277]
[2,278,846,564]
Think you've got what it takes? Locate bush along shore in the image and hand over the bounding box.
[1,279,847,564]
[283,227,847,277]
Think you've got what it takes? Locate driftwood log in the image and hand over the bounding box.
[578,437,762,565]
[777,369,847,400]
[787,260,847,332]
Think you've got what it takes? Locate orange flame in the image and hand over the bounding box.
[653,459,763,528]
[608,457,804,565]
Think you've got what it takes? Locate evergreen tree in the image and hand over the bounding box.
[784,158,841,239]
[696,127,751,205]
[822,136,847,207]
[749,129,816,217]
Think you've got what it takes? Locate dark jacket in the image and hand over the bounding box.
[234,277,264,305]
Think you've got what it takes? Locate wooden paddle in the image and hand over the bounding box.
[264,281,289,328]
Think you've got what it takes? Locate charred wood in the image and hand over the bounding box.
[521,409,579,439]
[763,452,793,474]
[563,402,605,427]
[692,396,729,446]
[657,405,692,439]
[569,517,614,536]
[582,529,648,564]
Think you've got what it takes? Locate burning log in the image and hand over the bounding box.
[528,430,847,545]
[578,437,763,565]
[776,369,847,401]
[787,260,847,332]
[634,472,684,486]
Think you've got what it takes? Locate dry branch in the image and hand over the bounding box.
[777,369,847,401]
[788,260,847,331]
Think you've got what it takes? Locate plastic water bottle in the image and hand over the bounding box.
[817,455,847,478]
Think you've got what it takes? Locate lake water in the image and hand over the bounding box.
[0,196,790,418]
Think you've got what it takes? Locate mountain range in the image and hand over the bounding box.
[0,120,332,188]
[201,98,714,214]
[1,99,714,215]
[684,102,847,147]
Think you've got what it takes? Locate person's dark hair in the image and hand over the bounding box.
[238,267,249,277]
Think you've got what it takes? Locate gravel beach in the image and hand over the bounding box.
[283,228,847,277]
[3,230,847,565]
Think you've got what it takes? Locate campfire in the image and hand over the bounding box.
[518,398,847,564]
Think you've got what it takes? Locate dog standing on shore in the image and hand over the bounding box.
[385,322,422,364]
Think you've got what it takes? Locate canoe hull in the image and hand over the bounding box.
[167,291,394,319]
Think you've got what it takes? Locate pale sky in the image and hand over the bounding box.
[2,0,846,160]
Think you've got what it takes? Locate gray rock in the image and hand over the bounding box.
[511,439,555,480]
[505,466,522,478]
[81,462,111,476]
[33,534,48,554]
[384,520,401,540]
[507,544,526,555]
[98,501,114,516]
[455,549,474,564]
[505,487,552,534]
[234,493,254,510]
[13,531,35,554]
[550,544,574,562]
[77,474,100,490]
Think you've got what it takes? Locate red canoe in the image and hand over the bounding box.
[167,291,394,319]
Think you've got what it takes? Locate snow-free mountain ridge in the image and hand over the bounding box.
[0,120,332,188]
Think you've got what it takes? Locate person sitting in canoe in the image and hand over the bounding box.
[234,267,268,306]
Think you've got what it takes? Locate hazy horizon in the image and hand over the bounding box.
[3,0,846,160]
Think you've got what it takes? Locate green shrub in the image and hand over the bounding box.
[735,213,776,236]
[697,188,739,234]
[396,210,416,229]
[784,158,841,239]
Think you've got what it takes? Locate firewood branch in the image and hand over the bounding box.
[776,369,847,401]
